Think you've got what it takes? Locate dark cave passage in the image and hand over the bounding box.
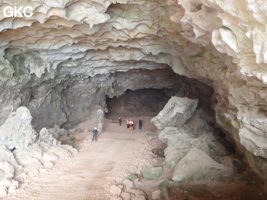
[105,88,174,118]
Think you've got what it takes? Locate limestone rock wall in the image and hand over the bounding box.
[0,106,77,196]
[0,0,266,189]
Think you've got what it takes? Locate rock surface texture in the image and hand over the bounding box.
[0,107,77,196]
[172,147,234,182]
[153,96,236,184]
[151,96,198,129]
[0,0,267,191]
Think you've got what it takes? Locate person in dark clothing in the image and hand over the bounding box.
[139,119,143,129]
[92,127,98,142]
[118,117,122,126]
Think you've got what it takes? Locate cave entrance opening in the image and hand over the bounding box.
[105,88,175,119]
[104,88,176,132]
[104,79,238,156]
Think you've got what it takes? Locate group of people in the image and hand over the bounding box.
[92,117,144,141]
[124,118,143,130]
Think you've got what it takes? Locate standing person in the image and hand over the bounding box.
[118,117,122,126]
[92,127,98,142]
[126,119,129,129]
[129,119,134,130]
[139,119,143,129]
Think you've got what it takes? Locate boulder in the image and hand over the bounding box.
[110,196,123,200]
[127,174,138,182]
[68,128,77,134]
[43,152,58,162]
[0,162,15,179]
[110,185,122,196]
[0,145,24,175]
[132,195,146,200]
[13,143,45,171]
[182,113,214,137]
[38,128,59,147]
[159,127,211,168]
[121,192,131,200]
[151,190,161,200]
[0,179,11,189]
[0,107,38,149]
[159,122,214,152]
[151,97,198,130]
[164,149,187,168]
[142,167,162,180]
[124,188,146,197]
[122,179,134,189]
[0,188,7,198]
[212,143,229,157]
[49,125,68,140]
[172,148,234,182]
[46,145,76,159]
[124,188,147,200]
[7,180,19,194]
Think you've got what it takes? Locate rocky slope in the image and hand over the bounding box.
[0,0,267,191]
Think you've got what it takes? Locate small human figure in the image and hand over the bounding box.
[126,119,129,129]
[139,119,143,129]
[129,119,135,130]
[118,117,122,126]
[92,127,98,142]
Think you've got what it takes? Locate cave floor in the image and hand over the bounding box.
[3,116,156,200]
[3,117,267,200]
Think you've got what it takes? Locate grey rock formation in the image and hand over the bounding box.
[172,148,234,182]
[158,110,220,168]
[38,128,59,147]
[142,167,162,180]
[151,97,198,130]
[159,126,214,168]
[127,174,138,182]
[182,113,214,138]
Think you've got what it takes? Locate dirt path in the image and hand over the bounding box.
[4,128,153,200]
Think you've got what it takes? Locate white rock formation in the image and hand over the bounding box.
[0,107,37,150]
